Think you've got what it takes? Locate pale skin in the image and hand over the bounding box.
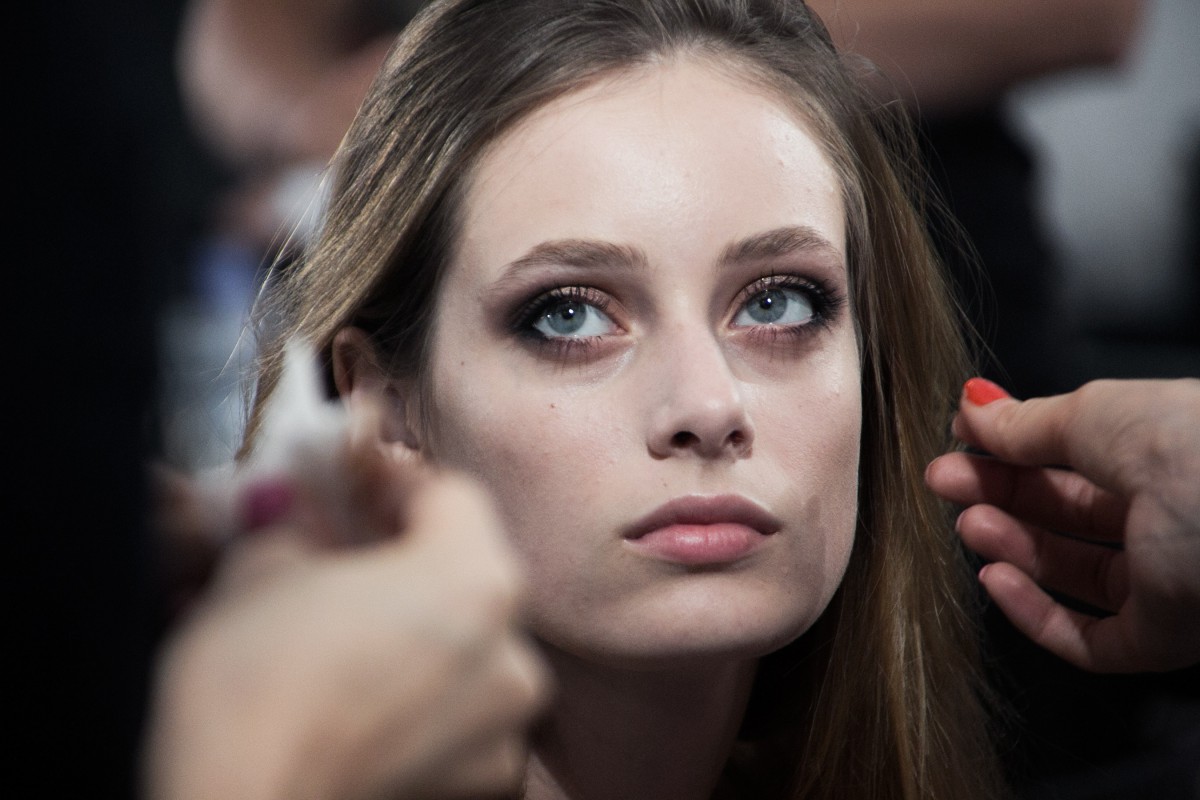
[926,377,1200,674]
[338,57,862,799]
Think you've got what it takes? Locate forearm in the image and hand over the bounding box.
[177,0,394,166]
[810,0,1147,111]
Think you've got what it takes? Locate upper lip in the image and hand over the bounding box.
[622,495,782,540]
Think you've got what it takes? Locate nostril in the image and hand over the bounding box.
[671,431,698,448]
[729,430,745,448]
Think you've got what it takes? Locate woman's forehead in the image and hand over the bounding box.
[452,56,846,284]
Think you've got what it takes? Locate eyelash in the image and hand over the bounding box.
[509,275,844,356]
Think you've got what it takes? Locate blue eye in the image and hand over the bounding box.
[531,298,617,338]
[733,286,815,327]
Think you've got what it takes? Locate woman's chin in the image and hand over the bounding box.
[529,584,827,672]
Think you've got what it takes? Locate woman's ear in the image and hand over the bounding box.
[332,327,423,457]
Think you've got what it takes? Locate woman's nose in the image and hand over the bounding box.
[644,332,754,460]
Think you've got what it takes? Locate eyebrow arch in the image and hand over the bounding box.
[496,239,649,282]
[719,225,844,268]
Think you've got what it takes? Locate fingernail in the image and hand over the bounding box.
[964,377,1010,406]
[240,479,296,531]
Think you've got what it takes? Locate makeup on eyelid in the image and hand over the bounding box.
[505,273,844,355]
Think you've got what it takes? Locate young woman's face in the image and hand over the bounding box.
[421,58,861,668]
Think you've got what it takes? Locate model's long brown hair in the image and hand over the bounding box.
[243,1,1002,797]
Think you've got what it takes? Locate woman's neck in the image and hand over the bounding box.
[522,649,757,800]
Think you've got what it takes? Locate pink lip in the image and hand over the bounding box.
[623,495,781,566]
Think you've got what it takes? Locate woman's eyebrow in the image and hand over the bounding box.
[496,239,648,281]
[719,225,845,268]
[494,225,843,283]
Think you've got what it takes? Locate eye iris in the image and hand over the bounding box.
[544,301,586,335]
[748,289,787,323]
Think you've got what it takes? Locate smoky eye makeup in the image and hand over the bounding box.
[506,284,623,356]
[499,270,845,363]
[728,273,845,341]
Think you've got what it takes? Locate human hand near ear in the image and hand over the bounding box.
[145,362,549,800]
[925,378,1200,674]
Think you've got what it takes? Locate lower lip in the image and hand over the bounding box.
[625,524,768,565]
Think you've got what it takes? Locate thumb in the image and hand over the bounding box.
[954,378,1156,498]
[954,377,1086,469]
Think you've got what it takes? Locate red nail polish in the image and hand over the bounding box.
[241,480,296,531]
[964,377,1010,406]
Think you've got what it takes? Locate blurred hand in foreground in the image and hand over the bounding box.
[144,348,548,800]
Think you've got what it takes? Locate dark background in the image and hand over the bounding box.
[19,2,222,796]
